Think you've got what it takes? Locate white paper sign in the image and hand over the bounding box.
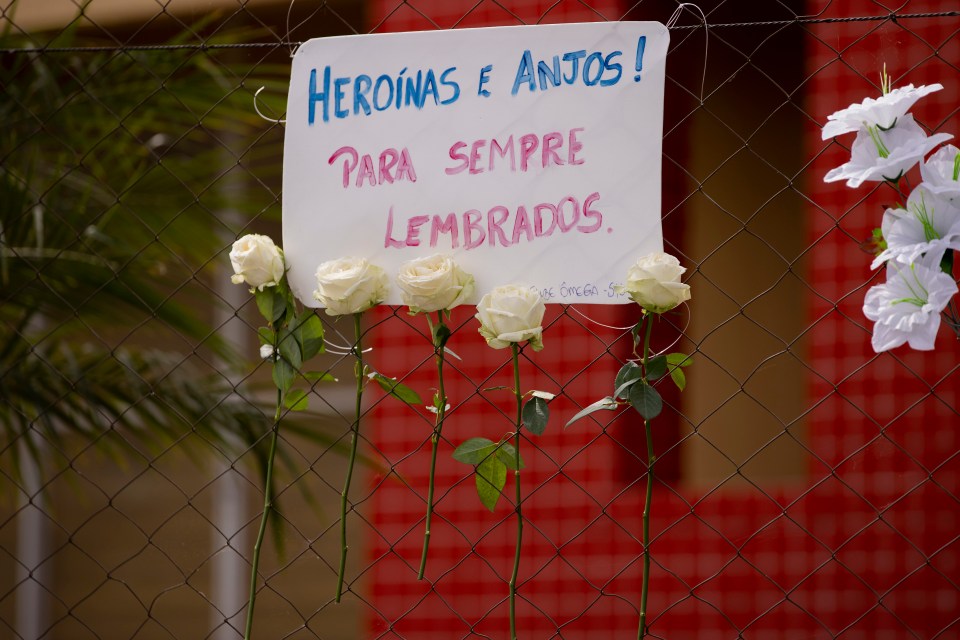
[282,22,668,306]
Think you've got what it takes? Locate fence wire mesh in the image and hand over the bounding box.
[2,1,959,639]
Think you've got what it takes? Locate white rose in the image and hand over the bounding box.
[615,252,691,313]
[397,254,475,314]
[475,285,546,351]
[229,234,285,291]
[313,257,389,316]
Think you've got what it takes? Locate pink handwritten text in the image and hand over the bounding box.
[384,191,603,249]
[328,146,418,189]
[445,127,585,175]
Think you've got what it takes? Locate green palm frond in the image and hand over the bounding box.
[0,16,319,502]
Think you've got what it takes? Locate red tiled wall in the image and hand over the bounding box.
[361,1,960,637]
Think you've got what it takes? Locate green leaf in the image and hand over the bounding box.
[371,372,422,405]
[665,353,690,391]
[522,396,549,436]
[284,388,309,411]
[476,456,507,512]
[257,326,275,346]
[496,442,525,470]
[277,327,302,371]
[666,353,693,368]
[272,357,295,395]
[283,288,297,324]
[277,290,291,320]
[304,371,337,383]
[255,288,274,322]
[629,382,662,420]
[255,287,285,323]
[294,311,325,360]
[614,362,643,399]
[645,355,667,380]
[452,437,497,465]
[432,322,452,351]
[565,396,619,428]
[670,367,687,392]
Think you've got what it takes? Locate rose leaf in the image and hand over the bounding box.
[476,456,507,512]
[629,382,662,420]
[522,396,549,436]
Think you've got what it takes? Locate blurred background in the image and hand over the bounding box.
[1,0,958,638]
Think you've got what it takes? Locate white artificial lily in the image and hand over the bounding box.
[821,83,942,140]
[824,115,952,188]
[920,144,960,199]
[863,253,958,352]
[871,187,960,269]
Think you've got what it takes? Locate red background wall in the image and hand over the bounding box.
[360,1,960,637]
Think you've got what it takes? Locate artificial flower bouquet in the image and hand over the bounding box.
[823,71,960,352]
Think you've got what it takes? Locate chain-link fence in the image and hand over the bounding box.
[2,1,959,638]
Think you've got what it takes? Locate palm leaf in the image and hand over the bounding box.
[0,15,318,524]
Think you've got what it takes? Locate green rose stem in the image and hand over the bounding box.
[638,313,654,640]
[336,312,364,602]
[243,380,282,640]
[418,311,448,580]
[509,342,524,640]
